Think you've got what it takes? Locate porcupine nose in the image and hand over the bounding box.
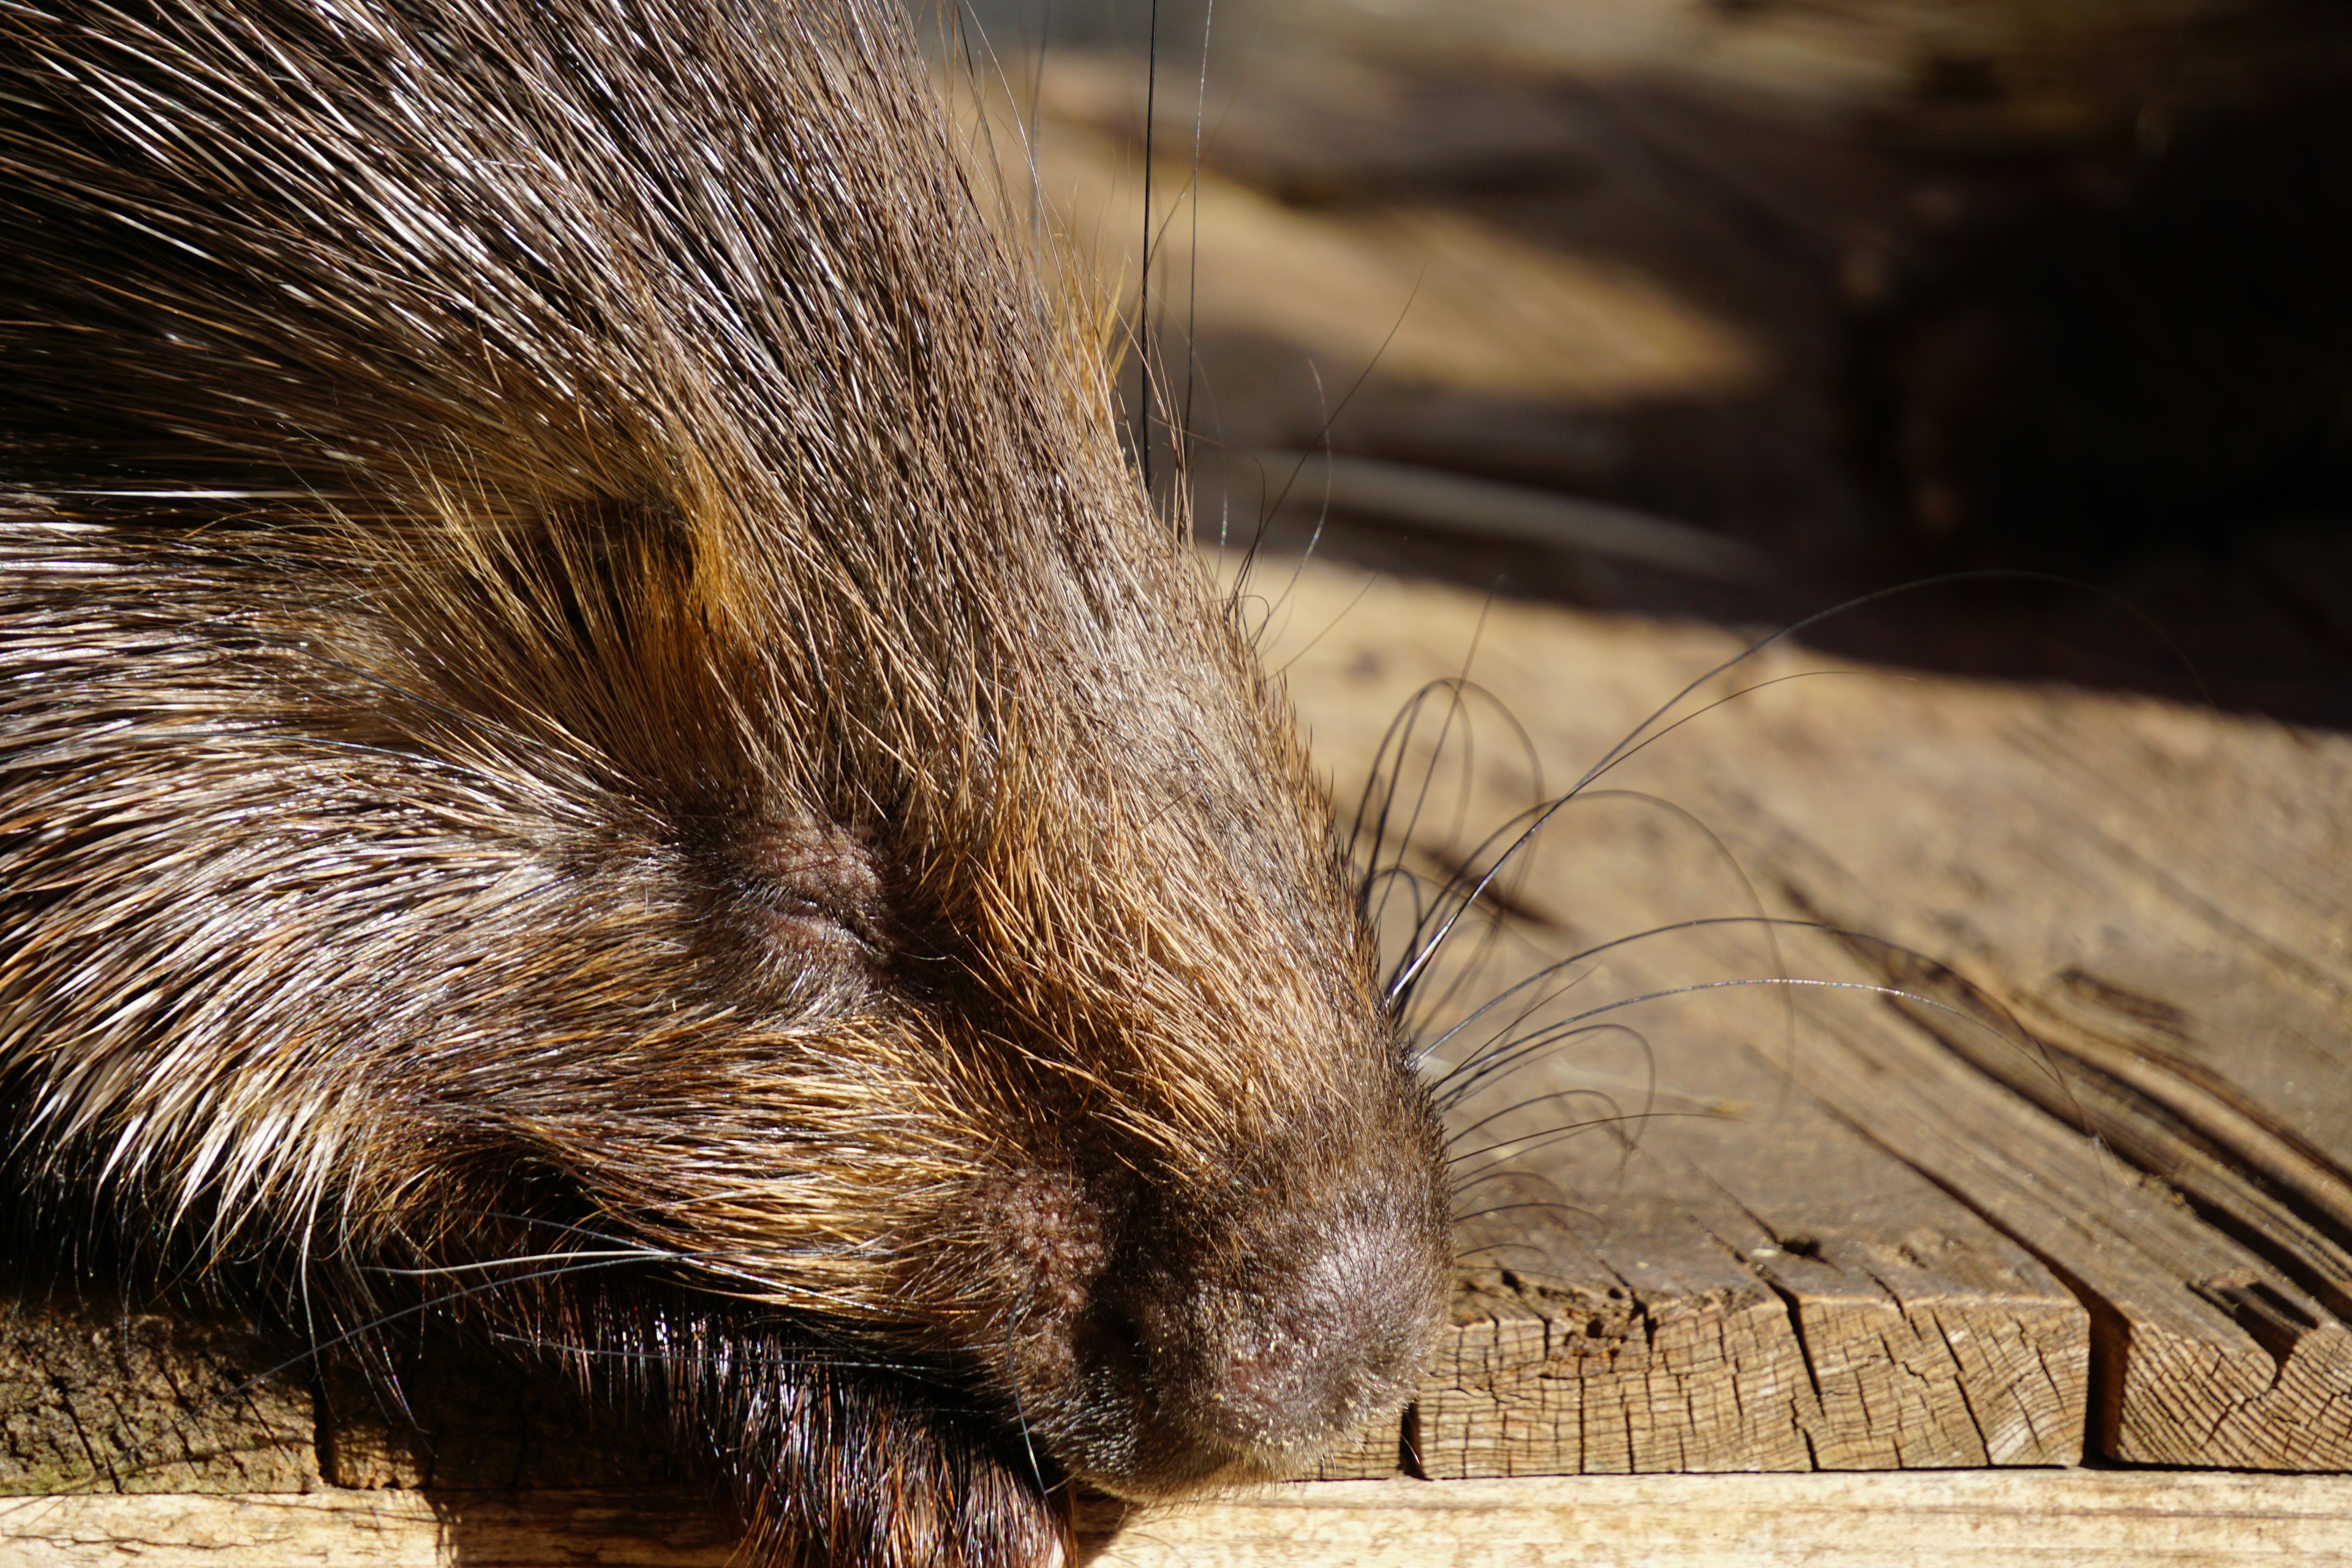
[1110,1180,1448,1486]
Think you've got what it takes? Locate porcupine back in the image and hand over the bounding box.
[0,2,1453,1562]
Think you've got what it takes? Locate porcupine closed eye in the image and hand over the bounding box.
[0,1,1453,1561]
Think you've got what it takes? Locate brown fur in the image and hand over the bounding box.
[0,1,1452,1561]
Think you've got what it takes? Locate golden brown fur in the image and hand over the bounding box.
[0,1,1451,1561]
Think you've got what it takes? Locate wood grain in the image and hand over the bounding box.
[9,1473,2352,1567]
[1260,553,2352,1474]
[1096,1472,2352,1567]
[0,1292,314,1495]
[0,1489,736,1568]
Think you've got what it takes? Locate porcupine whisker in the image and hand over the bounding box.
[1345,663,1532,883]
[371,1248,677,1276]
[1450,1200,1607,1231]
[1437,1023,1657,1117]
[1364,691,1524,992]
[1145,50,1281,577]
[1137,0,1159,494]
[1180,0,1214,471]
[1006,1291,1051,1509]
[1444,1086,1634,1150]
[1425,959,1611,1088]
[1427,930,1652,1054]
[1449,1243,1577,1271]
[1390,569,2217,1003]
[1449,1101,1658,1197]
[1389,782,1784,1032]
[333,1207,902,1307]
[1417,914,1879,1077]
[1142,50,1224,500]
[1446,1113,1725,1186]
[1227,292,1424,613]
[1019,2,1050,252]
[1384,673,1869,1008]
[1458,975,2054,1106]
[1570,571,2204,797]
[1266,569,1380,683]
[1412,915,1776,1074]
[1430,920,2070,1112]
[1409,918,1553,1061]
[1365,665,1503,944]
[1353,683,1542,999]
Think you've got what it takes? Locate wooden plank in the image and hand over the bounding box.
[1095,1472,2352,1567]
[1432,1175,1820,1477]
[1263,557,2093,1472]
[1436,993,2086,1472]
[0,1291,313,1495]
[0,1293,693,1499]
[1259,554,2352,1472]
[1626,650,2352,1468]
[1412,841,2089,1474]
[1659,1117,2087,1467]
[10,1472,2352,1567]
[2,557,2340,1508]
[0,1488,734,1567]
[1787,987,2352,1471]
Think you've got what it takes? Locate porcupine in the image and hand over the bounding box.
[0,1,1453,1561]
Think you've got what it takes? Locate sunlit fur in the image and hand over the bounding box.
[0,1,1452,1561]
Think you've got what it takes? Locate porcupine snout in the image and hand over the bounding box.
[1013,1099,1451,1498]
[1126,1182,1444,1468]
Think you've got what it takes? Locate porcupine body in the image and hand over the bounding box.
[0,2,1453,1561]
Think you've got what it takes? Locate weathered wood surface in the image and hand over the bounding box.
[1101,1472,2352,1567]
[9,1472,2352,1567]
[1261,554,2352,1474]
[1016,0,2352,737]
[0,1488,737,1567]
[0,1293,314,1495]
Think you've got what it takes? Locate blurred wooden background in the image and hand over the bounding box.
[961,0,2352,727]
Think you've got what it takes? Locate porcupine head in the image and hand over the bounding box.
[0,0,1450,1561]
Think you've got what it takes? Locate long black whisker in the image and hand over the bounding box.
[1450,1200,1604,1227]
[1419,911,1972,1079]
[1447,1111,1725,1186]
[1008,1293,1050,1504]
[1390,568,2214,1001]
[1436,1021,1655,1116]
[1446,1087,1629,1148]
[1417,914,1799,1074]
[1233,271,1426,592]
[1390,670,1868,1001]
[1180,0,1212,468]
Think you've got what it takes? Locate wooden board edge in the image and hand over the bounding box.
[10,1472,2352,1567]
